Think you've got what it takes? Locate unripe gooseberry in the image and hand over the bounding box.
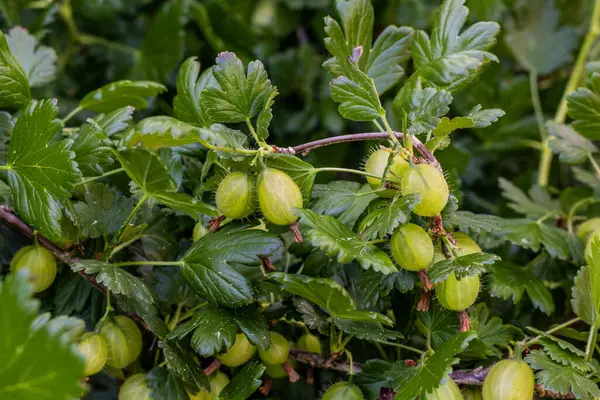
[188,371,229,400]
[99,315,142,369]
[119,373,152,400]
[259,332,290,365]
[215,172,255,219]
[217,333,256,367]
[265,358,297,379]
[297,333,322,354]
[577,217,600,241]
[364,149,409,198]
[322,382,364,400]
[401,163,449,217]
[257,168,303,226]
[193,222,208,242]
[453,232,482,256]
[390,223,434,271]
[482,359,534,400]
[10,244,57,293]
[78,332,108,376]
[424,378,463,400]
[436,273,480,312]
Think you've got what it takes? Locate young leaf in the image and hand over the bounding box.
[330,74,383,121]
[547,121,597,164]
[71,120,114,176]
[296,208,397,274]
[180,228,282,307]
[0,30,30,109]
[504,0,576,75]
[80,80,167,113]
[6,100,81,240]
[525,350,600,399]
[128,116,199,150]
[201,52,276,123]
[366,26,414,95]
[0,273,85,399]
[409,0,500,91]
[219,362,266,400]
[256,89,278,139]
[358,194,421,240]
[568,73,600,140]
[428,252,500,283]
[5,26,56,87]
[393,331,477,399]
[72,184,133,238]
[571,265,594,325]
[173,57,215,127]
[71,260,154,304]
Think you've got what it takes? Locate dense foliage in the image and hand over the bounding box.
[2,0,600,399]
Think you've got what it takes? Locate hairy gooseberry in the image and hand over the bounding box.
[297,333,322,354]
[577,217,600,241]
[257,168,303,226]
[193,222,208,242]
[215,172,255,219]
[453,232,482,256]
[390,223,434,271]
[10,244,57,293]
[78,332,108,376]
[436,273,480,311]
[119,373,152,400]
[217,333,256,367]
[364,148,409,197]
[482,359,534,400]
[322,382,364,400]
[188,370,229,400]
[401,163,449,216]
[259,332,290,365]
[424,378,462,400]
[99,315,143,369]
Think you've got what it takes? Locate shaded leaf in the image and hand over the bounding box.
[358,194,421,240]
[72,184,133,238]
[6,26,56,87]
[428,252,499,283]
[547,121,597,164]
[219,362,265,400]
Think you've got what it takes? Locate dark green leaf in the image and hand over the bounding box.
[187,306,237,357]
[293,298,329,334]
[71,120,114,176]
[357,269,415,308]
[5,26,56,88]
[463,303,515,359]
[498,178,559,218]
[128,116,199,150]
[358,194,420,240]
[174,57,215,127]
[159,340,209,392]
[219,361,265,400]
[147,367,189,400]
[428,252,500,283]
[572,265,594,325]
[487,262,526,303]
[366,26,413,95]
[333,318,401,341]
[417,303,459,348]
[330,74,383,121]
[0,29,29,109]
[568,73,600,140]
[499,219,570,259]
[443,211,507,233]
[53,274,93,316]
[80,80,167,113]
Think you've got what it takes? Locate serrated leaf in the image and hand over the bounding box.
[5,26,56,88]
[486,262,526,304]
[572,265,594,325]
[129,116,199,150]
[181,228,282,307]
[72,260,154,304]
[147,367,189,400]
[366,26,413,95]
[6,100,81,240]
[525,350,600,399]
[417,303,459,348]
[538,335,591,372]
[219,361,265,400]
[333,318,401,341]
[408,0,500,91]
[229,307,271,351]
[498,178,559,218]
[311,181,363,216]
[293,298,329,334]
[296,208,397,274]
[357,269,415,308]
[0,29,30,109]
[443,211,507,233]
[428,252,499,283]
[80,80,166,113]
[184,306,237,357]
[174,57,215,128]
[93,106,134,137]
[72,183,133,238]
[0,273,85,399]
[201,51,276,123]
[330,75,383,121]
[256,88,277,139]
[357,359,409,399]
[547,121,597,164]
[159,341,209,392]
[524,270,555,315]
[265,154,317,202]
[71,120,114,176]
[392,331,477,399]
[468,105,505,127]
[499,219,570,259]
[394,77,452,136]
[197,123,249,160]
[585,237,600,323]
[568,73,600,140]
[463,303,515,359]
[432,116,475,139]
[271,272,392,326]
[358,194,420,240]
[504,0,577,75]
[53,274,93,316]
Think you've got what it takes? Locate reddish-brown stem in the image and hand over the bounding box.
[306,366,314,384]
[259,379,273,396]
[418,270,432,292]
[203,359,221,376]
[417,290,431,312]
[459,311,471,332]
[261,256,275,272]
[283,360,300,382]
[289,222,303,243]
[208,215,225,232]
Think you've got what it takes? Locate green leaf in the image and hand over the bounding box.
[128,116,199,150]
[72,183,133,238]
[159,340,209,392]
[428,252,500,283]
[357,269,415,308]
[311,181,378,227]
[408,0,500,91]
[198,124,249,160]
[443,211,507,233]
[0,29,30,109]
[5,26,56,88]
[538,335,592,372]
[568,73,600,140]
[174,57,215,127]
[147,367,189,400]
[366,26,413,95]
[431,116,475,138]
[80,80,167,113]
[270,272,393,326]
[135,0,185,83]
[333,318,401,341]
[152,191,217,220]
[296,208,397,274]
[498,178,559,218]
[181,228,282,307]
[6,100,81,240]
[525,350,600,399]
[72,260,154,304]
[585,237,600,323]
[499,219,570,259]
[71,120,114,176]
[393,77,452,136]
[293,298,329,334]
[53,274,94,316]
[356,359,408,399]
[94,106,134,137]
[547,121,597,164]
[0,273,84,399]
[463,303,515,360]
[330,74,383,121]
[467,105,505,127]
[201,51,276,123]
[219,361,265,400]
[572,265,594,325]
[487,262,526,304]
[392,331,477,399]
[265,154,317,202]
[229,307,271,351]
[417,303,459,348]
[256,88,278,139]
[358,194,421,240]
[524,270,556,315]
[180,306,237,357]
[504,0,577,74]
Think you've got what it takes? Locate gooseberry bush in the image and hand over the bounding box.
[2,0,600,399]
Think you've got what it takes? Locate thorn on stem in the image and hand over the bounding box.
[459,311,471,332]
[283,360,300,383]
[417,290,431,312]
[289,222,303,243]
